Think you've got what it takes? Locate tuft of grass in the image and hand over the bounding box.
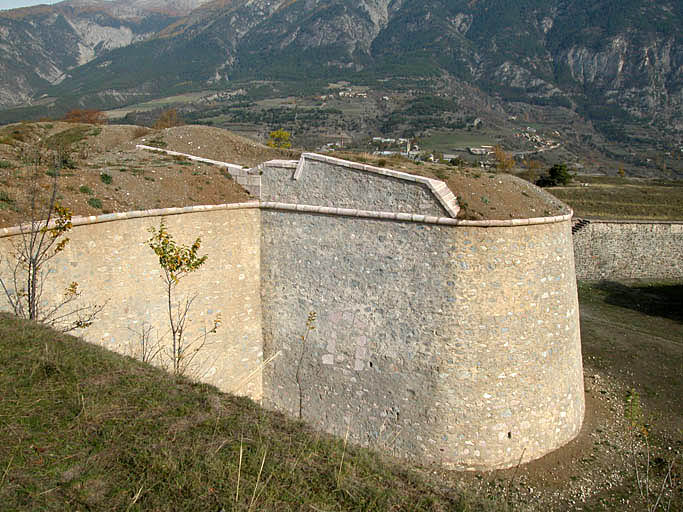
[0,160,12,169]
[147,138,167,148]
[44,126,90,150]
[0,189,16,210]
[100,173,113,185]
[78,185,93,195]
[0,315,473,511]
[87,197,102,209]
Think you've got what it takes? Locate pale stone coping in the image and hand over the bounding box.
[292,152,461,218]
[0,202,261,238]
[1,201,573,237]
[263,160,299,169]
[260,201,573,227]
[136,144,248,173]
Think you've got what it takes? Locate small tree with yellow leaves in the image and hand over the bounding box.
[267,129,292,149]
[148,220,220,375]
[493,145,515,172]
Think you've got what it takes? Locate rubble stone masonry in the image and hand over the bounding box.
[573,220,683,280]
[0,153,587,470]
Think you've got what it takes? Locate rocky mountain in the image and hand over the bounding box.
[0,0,215,107]
[0,0,680,135]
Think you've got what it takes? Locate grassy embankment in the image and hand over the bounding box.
[1,281,682,510]
[0,314,482,512]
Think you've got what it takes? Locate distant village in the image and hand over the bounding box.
[318,124,562,169]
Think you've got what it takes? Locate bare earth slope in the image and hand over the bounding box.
[0,122,564,228]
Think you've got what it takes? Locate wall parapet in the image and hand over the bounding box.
[260,201,572,227]
[293,152,460,217]
[572,218,683,280]
[0,202,261,239]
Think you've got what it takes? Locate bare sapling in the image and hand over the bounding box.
[0,146,104,331]
[295,311,317,419]
[624,389,679,512]
[147,219,220,375]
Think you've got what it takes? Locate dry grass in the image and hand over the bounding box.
[0,314,477,511]
[521,174,683,220]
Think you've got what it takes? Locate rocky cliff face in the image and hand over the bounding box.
[559,36,681,127]
[0,1,184,108]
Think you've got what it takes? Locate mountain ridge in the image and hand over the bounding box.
[0,0,680,148]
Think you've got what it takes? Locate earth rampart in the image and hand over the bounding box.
[0,152,584,470]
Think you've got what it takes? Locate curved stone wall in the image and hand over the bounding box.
[0,204,264,398]
[0,150,585,471]
[261,211,584,470]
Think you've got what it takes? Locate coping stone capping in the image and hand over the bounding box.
[0,202,261,239]
[259,201,573,227]
[294,157,306,180]
[575,218,683,225]
[0,199,573,240]
[264,160,299,169]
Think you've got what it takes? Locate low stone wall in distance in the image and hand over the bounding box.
[573,220,683,280]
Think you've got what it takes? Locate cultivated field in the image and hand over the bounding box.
[546,176,683,220]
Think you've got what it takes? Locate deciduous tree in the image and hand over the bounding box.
[0,148,104,331]
[147,220,219,375]
[267,129,292,149]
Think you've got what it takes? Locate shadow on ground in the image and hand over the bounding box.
[593,281,683,323]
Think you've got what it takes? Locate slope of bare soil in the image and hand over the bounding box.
[0,122,295,228]
[0,122,567,229]
[334,151,569,220]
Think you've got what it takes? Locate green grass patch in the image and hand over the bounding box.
[78,185,93,195]
[100,173,113,185]
[0,159,13,169]
[0,315,473,511]
[147,138,167,148]
[87,197,102,209]
[0,189,16,210]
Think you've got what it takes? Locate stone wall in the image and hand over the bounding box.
[573,220,683,280]
[0,205,264,398]
[261,211,584,470]
[260,153,455,217]
[0,150,588,471]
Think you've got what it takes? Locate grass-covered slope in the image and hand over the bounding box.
[0,314,472,511]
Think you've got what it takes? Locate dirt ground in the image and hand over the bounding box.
[0,122,297,228]
[0,122,566,228]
